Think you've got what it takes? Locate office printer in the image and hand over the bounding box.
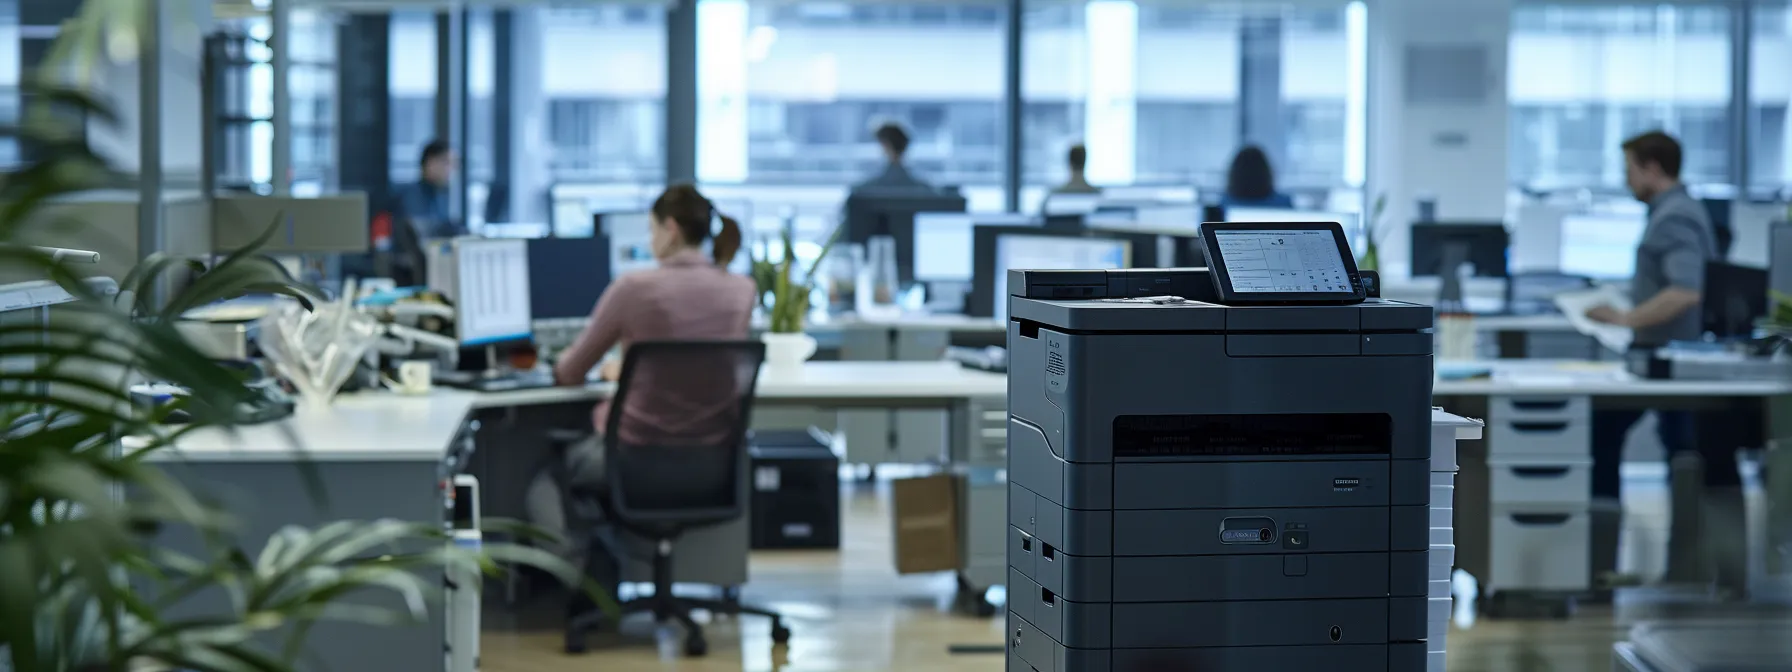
[1005,260,1435,670]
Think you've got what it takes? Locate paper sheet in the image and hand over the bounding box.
[1553,286,1634,353]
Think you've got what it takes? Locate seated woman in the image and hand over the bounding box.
[1221,144,1295,209]
[525,183,756,577]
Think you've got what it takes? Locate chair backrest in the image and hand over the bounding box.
[603,340,766,527]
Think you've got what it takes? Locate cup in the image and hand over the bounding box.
[393,359,433,395]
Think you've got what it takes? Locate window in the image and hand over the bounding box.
[538,5,667,185]
[0,0,18,169]
[1508,4,1734,191]
[389,11,438,184]
[695,0,1007,212]
[1021,1,1365,212]
[1751,2,1792,194]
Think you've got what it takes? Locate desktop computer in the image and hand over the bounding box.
[1559,212,1647,280]
[966,225,1133,319]
[527,236,610,321]
[914,213,1037,311]
[843,191,970,286]
[1409,223,1509,279]
[452,238,533,348]
[431,238,549,391]
[1703,262,1768,339]
[598,212,657,278]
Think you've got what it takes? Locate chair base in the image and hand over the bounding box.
[565,593,790,657]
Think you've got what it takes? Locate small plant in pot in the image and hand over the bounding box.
[757,225,840,371]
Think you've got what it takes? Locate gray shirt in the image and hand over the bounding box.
[1631,185,1716,347]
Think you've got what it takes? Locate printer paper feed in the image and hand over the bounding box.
[1213,229,1352,293]
[1552,286,1632,353]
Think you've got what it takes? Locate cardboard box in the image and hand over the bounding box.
[891,473,961,574]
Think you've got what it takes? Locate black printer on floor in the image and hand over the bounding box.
[748,428,841,550]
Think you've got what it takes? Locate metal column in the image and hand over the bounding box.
[435,9,466,220]
[492,9,514,224]
[138,0,165,263]
[270,0,292,195]
[666,0,699,184]
[1730,0,1752,194]
[1002,0,1023,212]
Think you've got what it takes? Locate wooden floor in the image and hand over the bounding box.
[481,475,1768,672]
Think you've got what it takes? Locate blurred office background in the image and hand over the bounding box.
[8,0,1781,279]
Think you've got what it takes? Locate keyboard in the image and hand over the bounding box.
[437,370,557,392]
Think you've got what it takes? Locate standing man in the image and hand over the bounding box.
[851,122,933,194]
[1049,143,1101,196]
[1584,130,1739,594]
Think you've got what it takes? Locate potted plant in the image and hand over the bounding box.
[1357,194,1387,272]
[0,4,608,670]
[755,225,840,372]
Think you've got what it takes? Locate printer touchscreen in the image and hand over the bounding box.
[1212,229,1352,294]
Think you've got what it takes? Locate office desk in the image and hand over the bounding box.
[469,361,1010,612]
[1431,361,1792,614]
[138,361,1008,669]
[135,392,482,672]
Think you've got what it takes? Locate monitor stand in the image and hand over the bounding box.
[481,344,502,378]
[1436,242,1471,313]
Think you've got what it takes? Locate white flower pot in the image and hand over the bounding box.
[761,332,817,372]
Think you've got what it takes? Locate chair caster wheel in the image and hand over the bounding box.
[684,635,708,657]
[771,622,792,644]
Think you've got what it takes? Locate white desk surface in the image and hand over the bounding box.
[475,360,1009,408]
[1434,408,1484,440]
[133,390,483,462]
[138,363,1007,462]
[1469,314,1578,332]
[1434,361,1792,397]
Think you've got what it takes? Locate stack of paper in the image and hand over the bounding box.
[1553,286,1634,353]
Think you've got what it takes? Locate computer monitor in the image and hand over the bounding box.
[967,225,1136,318]
[1224,207,1363,242]
[453,238,533,347]
[527,236,610,320]
[993,234,1129,321]
[1043,193,1102,216]
[843,191,970,286]
[1703,262,1768,338]
[913,212,1038,284]
[598,212,656,277]
[1410,222,1511,278]
[1560,212,1647,279]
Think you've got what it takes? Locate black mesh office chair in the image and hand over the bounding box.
[560,340,790,657]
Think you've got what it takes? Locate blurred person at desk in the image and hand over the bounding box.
[1582,131,1736,593]
[1049,143,1101,196]
[525,184,755,588]
[392,139,462,239]
[1221,145,1293,209]
[851,122,933,194]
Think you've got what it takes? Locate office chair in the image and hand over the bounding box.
[559,340,790,657]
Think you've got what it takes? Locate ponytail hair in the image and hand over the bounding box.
[652,183,741,266]
[712,213,742,267]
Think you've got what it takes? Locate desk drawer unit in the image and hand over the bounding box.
[1487,395,1591,462]
[1488,508,1590,592]
[1488,460,1593,507]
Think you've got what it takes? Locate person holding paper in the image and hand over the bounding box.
[1583,131,1738,593]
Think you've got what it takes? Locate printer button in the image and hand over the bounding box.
[1283,530,1309,550]
[1283,555,1309,577]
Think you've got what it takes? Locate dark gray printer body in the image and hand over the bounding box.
[1004,268,1435,672]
